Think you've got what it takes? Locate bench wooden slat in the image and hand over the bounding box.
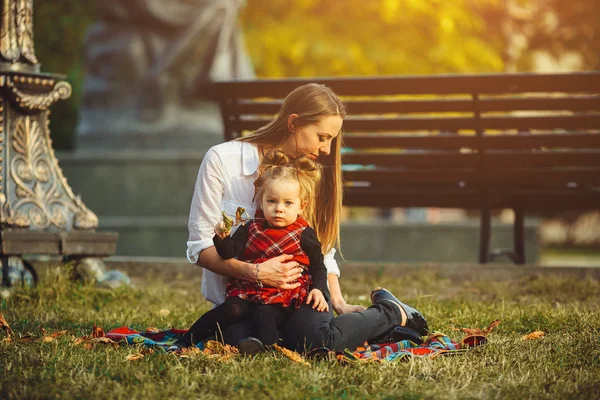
[342,132,600,150]
[210,72,600,97]
[344,152,477,167]
[343,150,600,168]
[344,187,600,210]
[235,95,600,115]
[344,188,482,208]
[343,134,477,149]
[232,114,600,132]
[344,169,600,186]
[482,132,600,149]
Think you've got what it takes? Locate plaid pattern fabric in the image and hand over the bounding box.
[241,212,310,266]
[226,213,312,308]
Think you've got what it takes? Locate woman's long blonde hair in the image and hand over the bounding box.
[238,83,345,254]
[254,151,322,229]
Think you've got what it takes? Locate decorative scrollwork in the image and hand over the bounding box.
[74,210,99,230]
[8,80,72,113]
[11,116,49,182]
[0,0,37,65]
[0,193,30,228]
[15,0,36,64]
[8,115,98,230]
[0,0,18,61]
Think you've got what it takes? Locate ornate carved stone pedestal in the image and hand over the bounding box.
[0,0,117,287]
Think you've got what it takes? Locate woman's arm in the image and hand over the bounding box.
[327,273,367,315]
[198,247,303,289]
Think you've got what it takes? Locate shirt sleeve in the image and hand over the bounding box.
[323,248,340,277]
[213,224,249,260]
[300,227,330,301]
[186,147,225,264]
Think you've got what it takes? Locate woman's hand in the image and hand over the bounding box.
[333,300,366,315]
[306,289,329,312]
[257,254,304,289]
[327,273,366,315]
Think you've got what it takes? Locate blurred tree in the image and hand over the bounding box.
[34,2,96,150]
[518,0,599,70]
[477,0,599,71]
[32,0,597,149]
[240,0,506,77]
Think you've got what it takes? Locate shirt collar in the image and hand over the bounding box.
[242,142,260,176]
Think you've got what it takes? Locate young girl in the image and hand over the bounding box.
[176,151,329,349]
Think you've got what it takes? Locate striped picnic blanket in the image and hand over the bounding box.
[106,326,486,361]
[106,326,199,350]
[340,333,486,363]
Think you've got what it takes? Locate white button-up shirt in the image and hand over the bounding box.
[187,140,340,305]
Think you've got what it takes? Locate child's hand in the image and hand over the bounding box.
[306,289,329,312]
[214,221,230,239]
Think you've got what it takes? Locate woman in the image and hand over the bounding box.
[186,83,428,352]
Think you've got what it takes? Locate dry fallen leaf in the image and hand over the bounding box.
[19,334,34,342]
[72,337,85,345]
[0,314,13,336]
[461,319,500,336]
[145,327,160,333]
[203,340,239,356]
[41,329,67,340]
[42,336,55,343]
[126,353,144,361]
[159,309,170,317]
[484,320,501,334]
[92,324,105,338]
[522,331,545,341]
[273,344,310,366]
[2,337,12,343]
[91,337,116,344]
[84,336,119,349]
[179,346,202,358]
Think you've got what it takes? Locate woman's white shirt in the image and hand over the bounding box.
[187,140,340,305]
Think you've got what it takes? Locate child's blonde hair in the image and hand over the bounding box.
[239,83,345,254]
[254,151,322,227]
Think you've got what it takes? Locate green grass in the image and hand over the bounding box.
[1,265,599,399]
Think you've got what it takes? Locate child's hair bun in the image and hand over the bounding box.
[258,150,289,176]
[291,156,322,181]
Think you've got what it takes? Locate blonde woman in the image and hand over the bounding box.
[186,83,428,352]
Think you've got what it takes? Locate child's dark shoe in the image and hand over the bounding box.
[370,287,429,336]
[238,337,267,356]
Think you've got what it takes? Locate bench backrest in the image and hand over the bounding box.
[210,72,600,211]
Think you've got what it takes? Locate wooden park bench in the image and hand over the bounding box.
[209,72,600,264]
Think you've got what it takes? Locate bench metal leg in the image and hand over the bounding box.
[0,256,37,287]
[1,256,9,287]
[479,206,491,264]
[514,208,525,264]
